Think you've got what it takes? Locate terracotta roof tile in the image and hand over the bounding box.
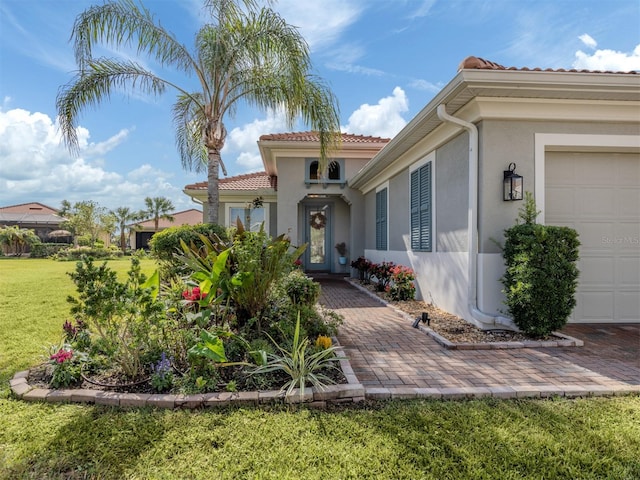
[458,55,638,75]
[259,131,390,143]
[185,171,276,191]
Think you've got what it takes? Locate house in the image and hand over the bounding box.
[184,133,390,273]
[0,202,68,242]
[129,208,203,250]
[184,56,640,326]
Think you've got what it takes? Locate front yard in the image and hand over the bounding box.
[1,258,639,479]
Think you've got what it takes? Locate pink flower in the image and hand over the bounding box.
[182,287,205,302]
[50,349,73,363]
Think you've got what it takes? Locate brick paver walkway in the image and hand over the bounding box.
[317,276,640,399]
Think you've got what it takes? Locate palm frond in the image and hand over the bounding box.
[56,58,168,154]
[72,0,196,75]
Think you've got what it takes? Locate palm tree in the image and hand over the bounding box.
[143,196,174,232]
[0,225,39,256]
[56,0,340,224]
[110,206,141,253]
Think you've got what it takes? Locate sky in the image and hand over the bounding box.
[1,0,639,214]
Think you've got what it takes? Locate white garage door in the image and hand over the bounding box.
[545,151,640,323]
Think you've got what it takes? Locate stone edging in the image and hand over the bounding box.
[345,278,584,349]
[8,343,366,409]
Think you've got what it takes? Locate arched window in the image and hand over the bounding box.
[309,160,320,180]
[328,161,340,180]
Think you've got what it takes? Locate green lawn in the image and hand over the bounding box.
[1,258,639,479]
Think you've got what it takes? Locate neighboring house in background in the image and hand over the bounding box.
[130,208,203,250]
[0,202,69,242]
[184,56,640,326]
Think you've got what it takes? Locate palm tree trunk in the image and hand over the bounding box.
[207,147,221,225]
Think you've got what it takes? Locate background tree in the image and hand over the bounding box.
[60,200,110,247]
[111,206,142,253]
[143,196,174,232]
[56,0,340,224]
[0,225,40,256]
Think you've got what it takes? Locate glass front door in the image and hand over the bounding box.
[305,205,331,271]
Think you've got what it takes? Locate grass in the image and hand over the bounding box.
[1,258,639,479]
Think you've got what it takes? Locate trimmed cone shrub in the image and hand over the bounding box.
[501,194,580,336]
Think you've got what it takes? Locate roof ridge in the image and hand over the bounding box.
[259,131,391,142]
[0,201,59,212]
[458,55,638,75]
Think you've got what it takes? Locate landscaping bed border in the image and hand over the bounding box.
[345,278,584,349]
[9,343,367,409]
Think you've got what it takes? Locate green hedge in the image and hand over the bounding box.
[501,196,580,336]
[52,246,123,261]
[30,243,71,258]
[149,224,228,261]
[149,223,228,279]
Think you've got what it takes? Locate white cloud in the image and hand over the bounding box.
[409,79,442,93]
[573,43,640,71]
[274,0,363,51]
[341,87,408,138]
[223,110,291,171]
[578,34,597,49]
[407,0,437,19]
[0,108,186,211]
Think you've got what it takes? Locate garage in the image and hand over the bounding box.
[545,151,640,323]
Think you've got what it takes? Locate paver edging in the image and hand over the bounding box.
[8,337,366,410]
[344,278,584,349]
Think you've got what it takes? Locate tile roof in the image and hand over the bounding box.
[0,202,59,214]
[259,131,390,143]
[459,55,638,75]
[184,171,277,191]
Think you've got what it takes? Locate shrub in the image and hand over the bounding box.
[351,256,372,282]
[67,255,165,378]
[388,265,416,301]
[370,261,395,292]
[501,193,580,336]
[282,270,320,306]
[151,224,227,258]
[30,243,71,258]
[53,246,122,261]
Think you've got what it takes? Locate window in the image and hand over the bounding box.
[228,204,267,232]
[305,158,344,184]
[376,187,387,250]
[410,162,432,251]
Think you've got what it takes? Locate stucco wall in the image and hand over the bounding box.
[435,132,469,253]
[479,120,640,254]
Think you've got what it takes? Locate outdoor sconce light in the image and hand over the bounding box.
[413,312,430,329]
[503,162,523,201]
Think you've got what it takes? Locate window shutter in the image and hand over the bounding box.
[376,188,387,250]
[410,163,432,251]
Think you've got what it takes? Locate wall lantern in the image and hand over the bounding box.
[503,163,523,201]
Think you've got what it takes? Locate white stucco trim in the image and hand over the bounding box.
[534,133,640,223]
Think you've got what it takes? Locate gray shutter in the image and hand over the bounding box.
[419,163,431,251]
[376,188,387,250]
[410,170,420,249]
[410,163,431,251]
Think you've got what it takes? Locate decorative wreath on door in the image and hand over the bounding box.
[309,212,326,230]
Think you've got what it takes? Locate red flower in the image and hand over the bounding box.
[182,287,205,302]
[50,349,73,364]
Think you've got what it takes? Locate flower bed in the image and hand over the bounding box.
[34,224,349,399]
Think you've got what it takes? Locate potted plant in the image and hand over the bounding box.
[335,242,347,265]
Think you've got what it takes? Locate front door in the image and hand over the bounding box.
[305,205,331,271]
